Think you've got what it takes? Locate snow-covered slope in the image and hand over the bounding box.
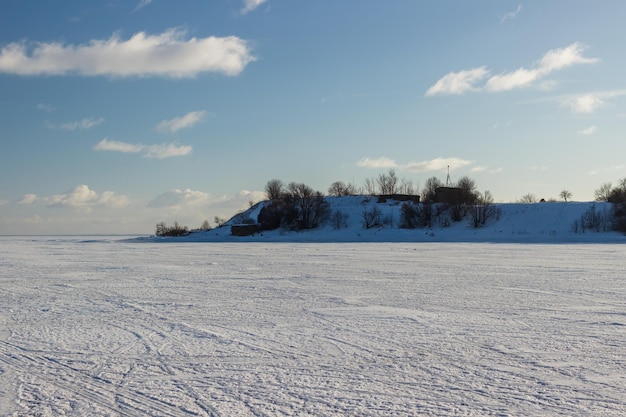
[148,198,625,243]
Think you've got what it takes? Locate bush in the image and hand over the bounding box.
[258,200,293,230]
[155,221,189,237]
[331,210,349,229]
[362,206,383,229]
[609,187,626,233]
[572,204,611,233]
[328,181,357,197]
[258,181,329,231]
[399,201,420,229]
[589,178,626,234]
[469,191,496,228]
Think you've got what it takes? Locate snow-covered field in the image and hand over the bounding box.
[1,237,625,416]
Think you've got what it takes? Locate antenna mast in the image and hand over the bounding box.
[446,165,452,187]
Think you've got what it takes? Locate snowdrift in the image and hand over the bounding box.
[145,198,625,243]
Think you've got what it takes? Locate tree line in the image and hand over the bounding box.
[155,172,626,236]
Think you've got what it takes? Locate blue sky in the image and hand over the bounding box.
[1,1,625,234]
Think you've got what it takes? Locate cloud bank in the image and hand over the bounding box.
[147,188,265,223]
[94,139,192,159]
[148,189,211,209]
[426,43,598,96]
[19,185,129,211]
[358,156,472,173]
[357,157,397,169]
[0,29,254,78]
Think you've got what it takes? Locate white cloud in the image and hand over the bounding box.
[425,67,489,96]
[134,0,152,11]
[404,157,472,173]
[234,189,266,206]
[358,156,472,174]
[208,190,267,218]
[485,43,598,92]
[242,0,268,14]
[538,43,599,72]
[577,126,597,135]
[94,139,192,159]
[0,28,254,78]
[148,189,211,208]
[147,189,265,223]
[560,92,616,114]
[484,67,541,92]
[28,185,130,211]
[37,103,55,112]
[427,43,598,95]
[50,117,105,130]
[588,164,625,176]
[143,143,193,159]
[501,4,522,23]
[357,157,398,169]
[97,191,130,208]
[94,139,143,153]
[155,110,206,133]
[18,193,38,205]
[470,166,503,174]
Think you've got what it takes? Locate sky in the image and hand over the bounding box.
[1,1,626,235]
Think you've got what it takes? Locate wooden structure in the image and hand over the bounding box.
[231,224,261,236]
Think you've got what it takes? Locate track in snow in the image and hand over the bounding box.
[1,239,625,416]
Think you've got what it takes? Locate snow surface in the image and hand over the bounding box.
[145,199,626,243]
[1,236,625,416]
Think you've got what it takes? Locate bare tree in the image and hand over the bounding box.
[331,210,349,229]
[456,176,478,204]
[559,189,572,202]
[328,181,356,196]
[519,193,537,203]
[470,190,496,227]
[286,182,329,229]
[265,179,284,200]
[422,177,442,203]
[399,201,420,229]
[376,169,398,195]
[155,221,167,236]
[594,183,613,201]
[362,206,382,229]
[156,221,189,237]
[399,178,417,195]
[200,219,211,230]
[364,178,377,195]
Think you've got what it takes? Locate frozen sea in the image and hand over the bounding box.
[1,237,625,416]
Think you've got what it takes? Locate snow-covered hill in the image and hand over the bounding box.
[149,197,625,243]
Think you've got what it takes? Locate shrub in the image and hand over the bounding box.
[259,181,329,231]
[609,186,626,233]
[155,221,190,237]
[572,204,611,233]
[258,200,291,230]
[470,191,496,228]
[331,210,349,229]
[362,206,382,229]
[328,181,357,196]
[399,201,420,229]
